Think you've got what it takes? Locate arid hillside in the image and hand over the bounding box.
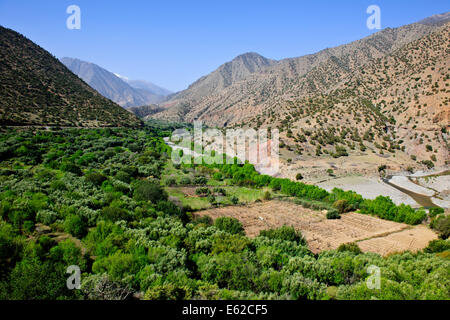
[0,26,142,127]
[148,14,449,172]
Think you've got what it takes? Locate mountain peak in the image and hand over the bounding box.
[234,52,267,60]
[0,27,140,127]
[61,57,171,108]
[417,11,450,26]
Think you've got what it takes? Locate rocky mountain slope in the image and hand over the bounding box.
[150,13,449,168]
[0,26,141,127]
[61,57,170,108]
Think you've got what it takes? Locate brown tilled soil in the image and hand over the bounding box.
[357,226,438,256]
[194,200,438,255]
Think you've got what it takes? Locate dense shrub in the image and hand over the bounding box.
[85,172,107,186]
[195,187,210,196]
[60,162,82,176]
[429,207,444,218]
[259,226,306,245]
[165,177,177,186]
[64,214,87,238]
[193,176,208,185]
[101,206,131,222]
[214,217,245,235]
[430,215,450,239]
[133,181,167,203]
[179,177,191,185]
[115,171,131,184]
[360,197,425,225]
[424,239,450,253]
[337,243,362,254]
[0,128,448,301]
[326,209,341,220]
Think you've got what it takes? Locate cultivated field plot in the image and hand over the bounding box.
[358,226,438,256]
[195,200,437,255]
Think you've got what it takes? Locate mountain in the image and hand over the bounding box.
[0,26,141,127]
[417,11,450,26]
[153,15,449,124]
[61,58,170,108]
[153,52,277,120]
[149,13,449,167]
[128,104,164,118]
[124,79,172,97]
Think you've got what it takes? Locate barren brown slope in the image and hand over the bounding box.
[248,22,449,167]
[151,13,449,124]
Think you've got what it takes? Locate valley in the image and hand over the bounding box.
[0,7,449,302]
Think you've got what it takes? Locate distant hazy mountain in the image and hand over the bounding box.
[60,57,171,108]
[119,78,172,97]
[417,11,450,26]
[0,26,141,127]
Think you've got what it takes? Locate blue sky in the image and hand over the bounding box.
[0,0,448,92]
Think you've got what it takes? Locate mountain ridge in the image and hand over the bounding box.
[150,12,449,127]
[0,26,141,127]
[61,57,171,108]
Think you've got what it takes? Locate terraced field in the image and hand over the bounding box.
[195,200,438,255]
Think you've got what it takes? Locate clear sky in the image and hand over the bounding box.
[0,0,448,92]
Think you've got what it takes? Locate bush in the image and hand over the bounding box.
[60,162,82,176]
[421,160,434,169]
[36,210,58,225]
[133,181,167,203]
[85,172,107,186]
[193,215,213,226]
[333,199,350,214]
[64,214,87,238]
[144,284,191,300]
[296,174,304,181]
[165,177,177,186]
[195,187,210,196]
[231,196,239,205]
[213,172,223,181]
[430,215,450,239]
[115,171,131,184]
[50,180,67,191]
[214,217,244,235]
[263,191,271,201]
[424,239,450,253]
[194,176,208,185]
[23,220,35,233]
[337,243,362,254]
[213,188,226,196]
[326,209,341,220]
[429,207,444,218]
[101,206,131,222]
[207,195,216,205]
[259,226,306,245]
[403,208,426,225]
[179,177,191,185]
